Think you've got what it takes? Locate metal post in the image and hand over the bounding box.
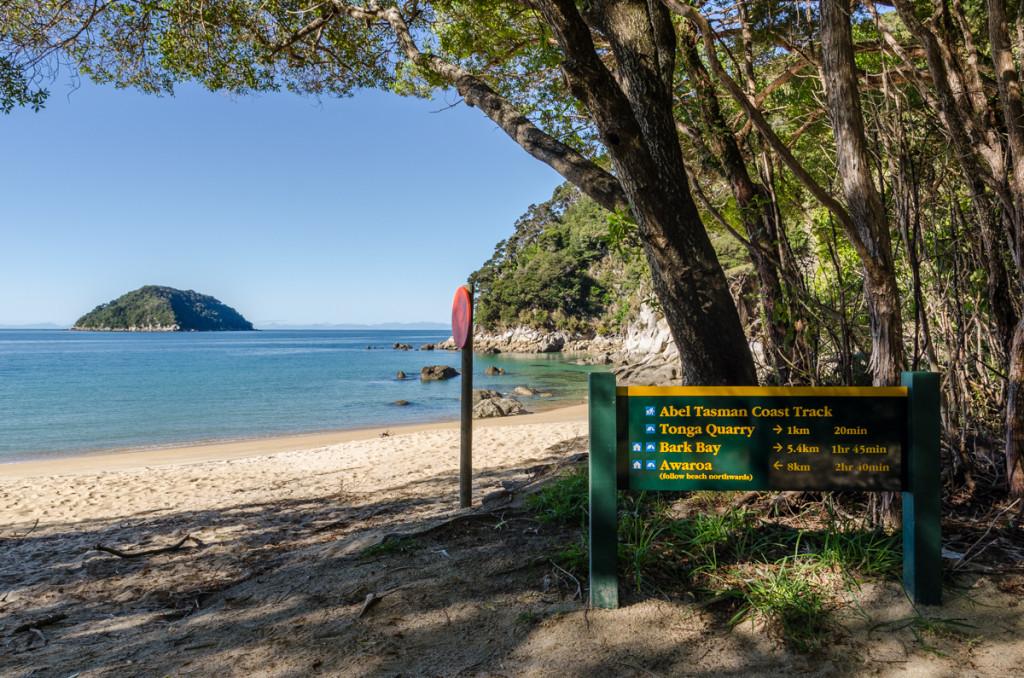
[589,372,619,609]
[460,286,474,508]
[902,371,942,605]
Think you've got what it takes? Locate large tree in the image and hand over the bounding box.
[3,0,757,385]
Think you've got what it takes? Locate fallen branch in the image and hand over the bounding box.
[955,499,1022,570]
[552,561,582,601]
[93,534,197,559]
[29,628,47,646]
[728,491,760,510]
[15,519,40,539]
[769,491,805,513]
[376,511,503,546]
[312,504,395,534]
[358,586,409,618]
[11,613,67,635]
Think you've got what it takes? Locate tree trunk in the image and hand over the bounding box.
[378,1,757,385]
[1008,319,1024,499]
[541,0,757,385]
[677,29,793,383]
[988,0,1024,294]
[890,0,1020,353]
[820,0,904,387]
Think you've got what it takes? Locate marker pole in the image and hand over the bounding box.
[460,286,474,508]
[902,371,942,605]
[589,372,619,609]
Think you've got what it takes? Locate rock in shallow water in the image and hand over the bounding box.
[421,365,459,381]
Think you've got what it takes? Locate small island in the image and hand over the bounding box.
[73,285,254,332]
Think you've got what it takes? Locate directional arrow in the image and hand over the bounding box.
[773,443,782,453]
[773,460,783,470]
[773,425,782,434]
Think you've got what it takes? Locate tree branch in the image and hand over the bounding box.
[324,1,629,212]
[661,0,869,262]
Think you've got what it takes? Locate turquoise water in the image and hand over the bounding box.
[0,330,605,463]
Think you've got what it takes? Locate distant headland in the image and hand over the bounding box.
[72,286,254,332]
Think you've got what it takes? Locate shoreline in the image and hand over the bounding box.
[0,402,589,479]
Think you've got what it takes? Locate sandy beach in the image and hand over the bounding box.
[0,404,589,528]
[3,403,1023,677]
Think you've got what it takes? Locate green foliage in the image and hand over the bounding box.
[73,285,254,331]
[816,522,901,578]
[0,56,47,113]
[525,466,590,527]
[603,206,642,263]
[528,478,906,650]
[469,182,646,333]
[727,555,833,652]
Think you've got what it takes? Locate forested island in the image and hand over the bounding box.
[72,286,254,332]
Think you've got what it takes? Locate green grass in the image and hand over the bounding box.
[871,589,979,657]
[524,472,907,650]
[725,554,833,651]
[525,466,590,526]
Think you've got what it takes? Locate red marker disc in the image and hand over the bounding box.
[452,287,473,349]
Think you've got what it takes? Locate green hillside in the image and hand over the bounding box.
[73,286,254,331]
[469,183,649,335]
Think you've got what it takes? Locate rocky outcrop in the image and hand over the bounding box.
[418,331,617,355]
[74,324,182,332]
[402,303,683,385]
[472,327,591,354]
[613,356,681,386]
[467,389,503,402]
[485,366,505,376]
[468,388,526,418]
[511,386,538,396]
[472,397,526,419]
[611,305,681,386]
[420,365,459,381]
[616,304,680,364]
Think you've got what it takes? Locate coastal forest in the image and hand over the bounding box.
[4,2,1024,502]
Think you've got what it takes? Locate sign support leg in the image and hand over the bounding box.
[589,372,618,609]
[902,371,942,605]
[459,286,474,508]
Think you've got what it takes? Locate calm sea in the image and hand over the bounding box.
[0,330,606,463]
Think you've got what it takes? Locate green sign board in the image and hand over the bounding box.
[619,386,907,492]
[587,372,941,611]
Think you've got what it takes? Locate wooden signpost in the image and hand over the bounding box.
[588,371,941,609]
[452,285,474,508]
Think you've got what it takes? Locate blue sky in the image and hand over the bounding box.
[1,82,563,327]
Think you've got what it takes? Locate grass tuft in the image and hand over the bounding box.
[525,466,590,526]
[523,468,912,651]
